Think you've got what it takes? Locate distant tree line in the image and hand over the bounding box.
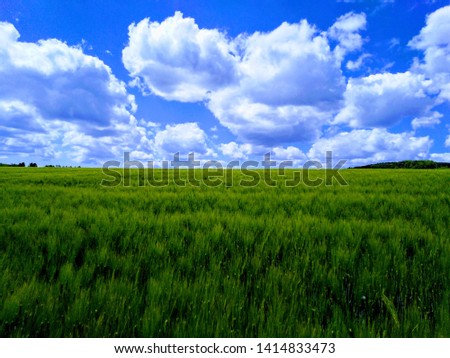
[0,162,33,167]
[45,165,82,168]
[0,162,82,168]
[352,160,450,169]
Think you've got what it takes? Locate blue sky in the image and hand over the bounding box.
[1,0,450,166]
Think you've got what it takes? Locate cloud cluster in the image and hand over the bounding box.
[153,122,213,158]
[124,13,369,146]
[409,5,450,76]
[430,153,450,162]
[0,22,145,163]
[335,72,437,128]
[122,9,450,163]
[406,5,450,161]
[328,12,366,59]
[411,112,442,130]
[0,20,218,165]
[122,12,238,102]
[308,129,432,166]
[219,142,253,160]
[409,5,450,102]
[3,5,450,165]
[219,141,307,166]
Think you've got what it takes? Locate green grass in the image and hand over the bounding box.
[1,168,449,337]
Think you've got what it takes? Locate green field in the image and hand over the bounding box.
[1,168,449,337]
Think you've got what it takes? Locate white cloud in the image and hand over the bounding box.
[236,20,345,107]
[335,71,437,128]
[0,21,150,164]
[308,129,432,166]
[123,11,447,156]
[346,53,371,70]
[123,13,347,109]
[409,5,450,103]
[0,27,134,125]
[4,6,450,166]
[153,122,212,157]
[430,153,450,162]
[122,12,238,102]
[208,93,331,145]
[219,141,307,164]
[124,13,350,146]
[207,18,346,145]
[446,135,450,147]
[123,11,446,157]
[409,5,450,74]
[0,100,46,134]
[219,142,254,160]
[328,12,367,59]
[271,146,307,164]
[389,37,400,49]
[411,111,442,130]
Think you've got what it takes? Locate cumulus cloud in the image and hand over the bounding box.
[122,10,450,162]
[411,111,442,130]
[152,122,213,158]
[328,12,367,59]
[335,72,438,128]
[346,53,371,70]
[409,5,450,75]
[236,20,345,107]
[208,17,349,145]
[0,23,135,126]
[0,21,148,164]
[430,152,450,162]
[124,12,353,146]
[0,101,46,135]
[308,129,432,166]
[208,93,331,145]
[5,6,448,165]
[409,5,450,103]
[219,142,254,160]
[270,146,308,163]
[122,12,238,102]
[219,141,307,165]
